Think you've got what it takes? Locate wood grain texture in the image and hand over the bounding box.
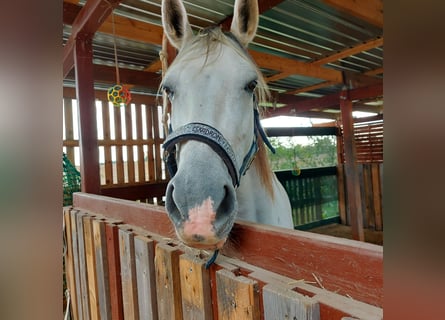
[263,284,320,320]
[70,209,84,319]
[105,222,124,320]
[216,269,260,320]
[119,227,139,319]
[155,243,183,320]
[76,211,91,319]
[83,215,100,319]
[134,235,158,320]
[64,208,79,320]
[179,254,212,320]
[92,218,111,320]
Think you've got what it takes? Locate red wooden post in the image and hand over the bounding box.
[339,86,364,241]
[74,33,101,194]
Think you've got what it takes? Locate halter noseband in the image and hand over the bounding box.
[163,99,275,188]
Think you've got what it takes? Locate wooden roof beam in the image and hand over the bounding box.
[265,83,383,117]
[250,50,343,82]
[321,0,383,28]
[63,0,122,78]
[365,67,383,76]
[311,37,384,66]
[285,81,338,95]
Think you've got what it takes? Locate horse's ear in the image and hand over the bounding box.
[230,0,259,47]
[162,0,193,49]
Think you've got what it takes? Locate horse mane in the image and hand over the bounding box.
[168,26,276,198]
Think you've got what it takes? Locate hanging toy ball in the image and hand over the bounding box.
[107,84,131,107]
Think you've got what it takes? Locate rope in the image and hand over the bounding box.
[111,11,120,84]
[160,35,171,137]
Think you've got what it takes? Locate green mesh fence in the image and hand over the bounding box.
[63,153,81,206]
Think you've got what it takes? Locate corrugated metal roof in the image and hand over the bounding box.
[63,0,383,119]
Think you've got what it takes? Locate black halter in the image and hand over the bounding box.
[162,98,275,188]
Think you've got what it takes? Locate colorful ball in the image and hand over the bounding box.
[107,84,131,107]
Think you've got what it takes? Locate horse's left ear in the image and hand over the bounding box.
[230,0,259,47]
[162,0,193,49]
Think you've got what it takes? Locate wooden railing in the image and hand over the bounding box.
[277,165,383,232]
[276,167,339,228]
[337,163,383,231]
[63,89,168,204]
[64,192,383,319]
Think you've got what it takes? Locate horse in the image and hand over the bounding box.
[161,0,293,251]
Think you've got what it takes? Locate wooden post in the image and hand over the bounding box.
[74,33,100,194]
[216,269,260,320]
[339,87,364,241]
[179,254,213,320]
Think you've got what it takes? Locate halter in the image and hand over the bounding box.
[162,96,275,188]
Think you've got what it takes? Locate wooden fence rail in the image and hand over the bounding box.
[64,192,383,320]
[276,167,339,227]
[337,163,383,231]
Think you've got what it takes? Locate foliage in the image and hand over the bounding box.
[267,136,337,171]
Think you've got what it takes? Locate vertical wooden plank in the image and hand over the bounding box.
[152,105,163,181]
[135,104,146,183]
[336,164,347,225]
[155,243,183,320]
[92,219,111,320]
[63,97,75,163]
[105,222,124,320]
[134,235,158,320]
[179,254,213,320]
[146,105,155,181]
[216,269,260,320]
[363,164,376,229]
[74,35,100,193]
[314,177,322,222]
[83,215,100,319]
[64,208,79,320]
[119,227,139,319]
[357,164,368,229]
[101,100,113,185]
[262,284,320,320]
[125,105,135,183]
[340,88,364,241]
[70,209,84,319]
[114,105,125,184]
[372,164,383,231]
[76,211,91,319]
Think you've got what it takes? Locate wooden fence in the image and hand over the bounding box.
[275,167,339,228]
[338,120,383,164]
[337,163,383,231]
[63,88,168,203]
[64,192,383,320]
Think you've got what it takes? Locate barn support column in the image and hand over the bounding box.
[74,33,101,194]
[340,86,364,241]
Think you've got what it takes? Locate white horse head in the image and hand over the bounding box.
[161,0,293,250]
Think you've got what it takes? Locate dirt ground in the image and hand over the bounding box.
[308,223,383,246]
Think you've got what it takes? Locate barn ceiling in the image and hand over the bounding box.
[63,0,383,120]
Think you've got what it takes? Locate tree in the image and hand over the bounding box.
[268,136,337,171]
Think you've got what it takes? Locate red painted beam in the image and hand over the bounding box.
[340,87,364,241]
[264,83,383,118]
[72,192,383,307]
[74,35,101,194]
[63,0,122,78]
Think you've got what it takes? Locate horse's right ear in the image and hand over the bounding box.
[161,0,193,49]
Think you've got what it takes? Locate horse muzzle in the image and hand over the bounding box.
[165,162,238,249]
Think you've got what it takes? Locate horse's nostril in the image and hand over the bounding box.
[192,234,205,242]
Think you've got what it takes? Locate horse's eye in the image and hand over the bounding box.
[163,86,174,100]
[245,80,258,93]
